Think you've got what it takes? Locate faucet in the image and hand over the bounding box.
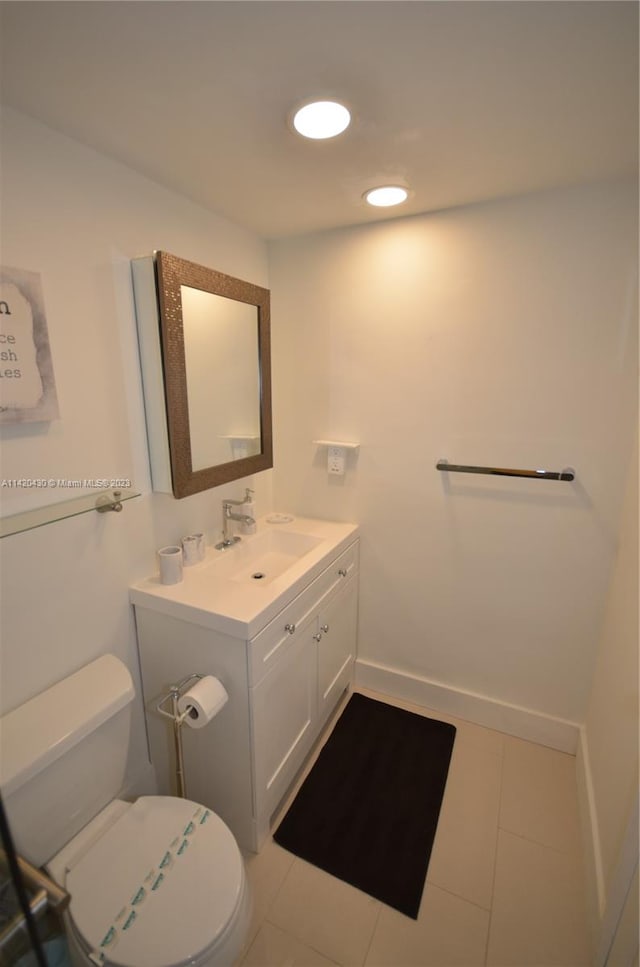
[215,499,255,550]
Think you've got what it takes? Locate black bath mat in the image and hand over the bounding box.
[273,692,456,919]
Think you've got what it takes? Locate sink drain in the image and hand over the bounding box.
[251,572,266,580]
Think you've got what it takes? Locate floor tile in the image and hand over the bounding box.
[267,856,381,966]
[251,691,590,967]
[427,737,502,909]
[365,883,490,966]
[486,830,590,967]
[500,735,582,852]
[241,920,340,967]
[242,838,296,943]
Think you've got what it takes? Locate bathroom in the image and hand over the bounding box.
[0,2,637,965]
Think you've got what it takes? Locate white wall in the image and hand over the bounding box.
[586,433,638,894]
[577,428,638,957]
[269,181,638,738]
[0,109,273,793]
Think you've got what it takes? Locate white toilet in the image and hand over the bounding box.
[0,655,251,967]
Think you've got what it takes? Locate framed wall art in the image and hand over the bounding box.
[0,266,59,424]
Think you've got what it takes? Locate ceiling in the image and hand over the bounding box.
[0,1,637,239]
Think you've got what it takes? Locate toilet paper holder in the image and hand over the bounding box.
[154,673,204,799]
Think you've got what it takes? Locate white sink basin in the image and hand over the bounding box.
[130,516,359,638]
[214,529,322,585]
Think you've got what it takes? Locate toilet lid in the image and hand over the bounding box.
[65,797,245,967]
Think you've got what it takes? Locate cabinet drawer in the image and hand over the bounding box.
[249,540,359,686]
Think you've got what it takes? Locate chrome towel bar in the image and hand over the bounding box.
[436,460,575,481]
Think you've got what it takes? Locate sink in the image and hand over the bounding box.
[130,516,359,638]
[215,529,322,585]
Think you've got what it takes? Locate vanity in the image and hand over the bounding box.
[130,516,359,851]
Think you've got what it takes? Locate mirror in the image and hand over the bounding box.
[138,251,272,498]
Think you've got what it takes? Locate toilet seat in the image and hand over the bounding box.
[61,797,247,967]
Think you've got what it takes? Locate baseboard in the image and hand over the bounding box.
[354,658,580,753]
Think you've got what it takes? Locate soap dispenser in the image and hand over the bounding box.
[240,488,256,534]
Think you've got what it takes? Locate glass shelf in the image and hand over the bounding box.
[0,488,141,539]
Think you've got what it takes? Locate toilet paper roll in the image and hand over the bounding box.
[177,676,228,729]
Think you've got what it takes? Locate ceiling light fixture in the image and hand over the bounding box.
[291,100,351,140]
[364,186,409,208]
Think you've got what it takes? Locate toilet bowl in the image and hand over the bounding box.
[0,655,251,967]
[47,797,251,967]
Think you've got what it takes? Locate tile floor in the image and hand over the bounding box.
[238,687,591,967]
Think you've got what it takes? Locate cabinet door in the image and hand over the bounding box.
[317,576,358,722]
[251,618,316,824]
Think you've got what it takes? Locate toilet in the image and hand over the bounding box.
[0,655,251,967]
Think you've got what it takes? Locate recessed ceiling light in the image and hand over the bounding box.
[364,186,409,208]
[292,100,351,140]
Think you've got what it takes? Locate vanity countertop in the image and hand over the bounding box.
[130,516,359,639]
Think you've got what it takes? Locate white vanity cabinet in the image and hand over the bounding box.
[248,542,358,837]
[133,531,359,852]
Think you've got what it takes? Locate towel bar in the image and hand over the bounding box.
[436,461,575,481]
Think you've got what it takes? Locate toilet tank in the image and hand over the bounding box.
[0,655,135,866]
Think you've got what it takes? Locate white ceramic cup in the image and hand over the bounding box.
[158,545,183,585]
[181,535,200,566]
[193,532,206,561]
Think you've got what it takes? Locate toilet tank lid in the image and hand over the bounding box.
[0,655,134,797]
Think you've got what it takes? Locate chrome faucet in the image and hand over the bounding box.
[215,499,255,550]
